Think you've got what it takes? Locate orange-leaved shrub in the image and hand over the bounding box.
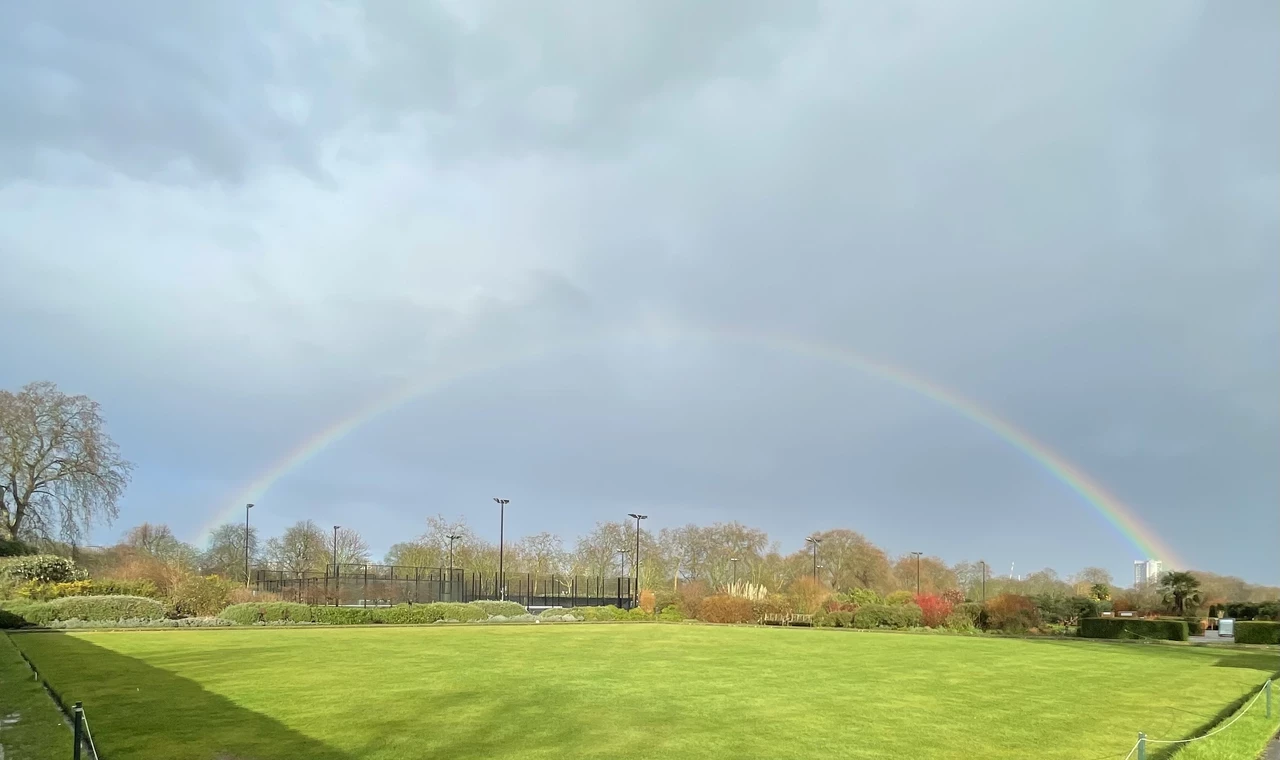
[697,595,755,624]
[914,593,954,628]
[638,589,656,614]
[676,580,709,619]
[984,593,1041,633]
[788,576,831,615]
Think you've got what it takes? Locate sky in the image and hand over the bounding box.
[1,1,1276,585]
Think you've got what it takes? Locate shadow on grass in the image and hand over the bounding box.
[12,631,353,760]
[1211,652,1280,672]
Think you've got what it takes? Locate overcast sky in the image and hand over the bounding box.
[2,1,1276,584]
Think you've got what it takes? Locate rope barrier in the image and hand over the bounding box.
[1143,680,1271,746]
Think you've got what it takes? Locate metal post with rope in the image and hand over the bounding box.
[1119,679,1274,760]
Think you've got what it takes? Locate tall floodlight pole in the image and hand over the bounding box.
[447,533,462,570]
[627,513,648,602]
[806,536,822,580]
[332,526,340,573]
[730,557,740,586]
[494,498,510,599]
[617,548,631,579]
[244,503,254,588]
[979,560,987,603]
[910,551,924,595]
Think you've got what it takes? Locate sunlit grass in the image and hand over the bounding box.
[10,625,1278,759]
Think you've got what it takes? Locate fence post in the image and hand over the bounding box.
[72,702,83,760]
[1267,680,1272,719]
[1136,732,1145,760]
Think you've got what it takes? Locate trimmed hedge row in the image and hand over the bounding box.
[1233,621,1280,645]
[0,596,167,628]
[1079,617,1189,642]
[217,601,497,625]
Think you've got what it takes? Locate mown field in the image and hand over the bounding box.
[8,624,1278,759]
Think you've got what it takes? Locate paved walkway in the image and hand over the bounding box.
[1264,737,1280,759]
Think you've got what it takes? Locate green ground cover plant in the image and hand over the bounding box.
[11,623,1277,760]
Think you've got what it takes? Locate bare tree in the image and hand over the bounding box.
[264,520,328,576]
[0,382,132,542]
[332,526,370,566]
[201,523,260,582]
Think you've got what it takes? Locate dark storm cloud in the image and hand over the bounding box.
[0,1,1275,581]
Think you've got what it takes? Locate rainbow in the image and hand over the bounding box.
[197,323,1183,568]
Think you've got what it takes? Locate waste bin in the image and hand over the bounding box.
[1219,618,1234,637]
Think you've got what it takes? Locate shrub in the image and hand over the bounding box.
[842,588,883,607]
[651,588,677,614]
[4,595,167,626]
[1233,621,1280,645]
[914,594,954,628]
[984,594,1041,633]
[577,605,628,621]
[698,595,755,624]
[812,609,833,627]
[943,611,979,633]
[884,590,915,606]
[676,581,709,619]
[822,599,857,613]
[0,555,85,583]
[0,539,35,557]
[638,589,656,614]
[626,606,651,620]
[311,606,380,625]
[539,607,581,621]
[16,579,94,601]
[853,603,923,629]
[170,575,235,617]
[657,605,685,622]
[830,610,854,628]
[218,602,314,624]
[789,577,832,615]
[954,602,984,626]
[89,578,162,599]
[1078,617,1188,642]
[468,600,528,618]
[941,588,965,605]
[752,594,792,623]
[43,617,235,629]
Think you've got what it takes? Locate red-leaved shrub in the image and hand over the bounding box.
[698,595,755,624]
[942,588,965,606]
[914,593,954,628]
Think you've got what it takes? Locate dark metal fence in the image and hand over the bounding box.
[252,564,635,609]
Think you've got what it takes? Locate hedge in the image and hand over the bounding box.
[1233,621,1280,645]
[1079,617,1189,642]
[853,603,923,630]
[0,596,167,627]
[218,601,490,626]
[1156,617,1205,636]
[467,600,528,618]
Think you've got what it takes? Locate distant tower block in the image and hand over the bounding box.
[1133,559,1162,588]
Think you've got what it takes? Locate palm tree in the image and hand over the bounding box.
[1157,571,1203,616]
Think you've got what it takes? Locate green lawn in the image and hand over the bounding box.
[8,625,1279,759]
[0,633,69,760]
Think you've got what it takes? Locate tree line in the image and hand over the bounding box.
[98,514,1276,612]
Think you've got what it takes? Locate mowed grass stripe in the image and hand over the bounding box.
[12,625,1277,760]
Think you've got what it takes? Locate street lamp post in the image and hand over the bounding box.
[979,560,987,603]
[730,557,740,586]
[447,533,462,570]
[805,536,822,581]
[493,498,510,600]
[244,503,254,588]
[910,551,924,595]
[627,513,648,603]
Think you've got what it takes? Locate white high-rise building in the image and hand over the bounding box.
[1134,559,1162,588]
